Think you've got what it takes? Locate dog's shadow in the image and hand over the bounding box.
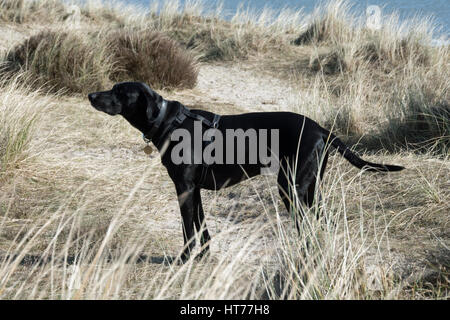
[0,253,177,267]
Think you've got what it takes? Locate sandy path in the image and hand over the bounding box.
[167,63,300,115]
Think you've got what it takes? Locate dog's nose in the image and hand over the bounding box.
[88,93,97,102]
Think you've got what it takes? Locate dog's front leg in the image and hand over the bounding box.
[193,188,211,259]
[175,184,196,263]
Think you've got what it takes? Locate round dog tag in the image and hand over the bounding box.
[143,145,153,155]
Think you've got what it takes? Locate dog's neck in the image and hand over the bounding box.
[120,100,181,152]
[120,109,153,136]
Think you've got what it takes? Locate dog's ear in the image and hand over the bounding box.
[139,83,164,122]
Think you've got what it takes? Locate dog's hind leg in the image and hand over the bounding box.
[277,161,305,232]
[193,188,211,259]
[303,149,328,210]
[298,141,333,229]
[281,137,326,230]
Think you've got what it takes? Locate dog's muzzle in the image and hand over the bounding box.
[88,93,97,103]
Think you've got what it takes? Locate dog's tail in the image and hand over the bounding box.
[321,129,404,172]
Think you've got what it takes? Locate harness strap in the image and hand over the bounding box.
[154,109,187,149]
[151,105,221,150]
[198,113,221,187]
[184,111,216,128]
[144,103,221,187]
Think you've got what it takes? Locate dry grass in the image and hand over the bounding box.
[0,74,53,176]
[0,0,448,300]
[293,0,355,45]
[0,0,146,26]
[145,0,303,62]
[0,0,66,24]
[2,30,114,94]
[108,29,198,89]
[1,28,198,93]
[287,4,449,154]
[0,143,447,299]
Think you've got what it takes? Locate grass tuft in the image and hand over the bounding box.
[2,28,198,93]
[3,30,114,94]
[0,74,53,176]
[108,29,198,89]
[0,0,66,24]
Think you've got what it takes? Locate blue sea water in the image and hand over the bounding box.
[127,0,449,40]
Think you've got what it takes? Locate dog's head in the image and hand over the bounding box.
[88,82,163,121]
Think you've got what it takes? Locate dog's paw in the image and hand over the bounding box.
[194,251,210,262]
[176,253,191,265]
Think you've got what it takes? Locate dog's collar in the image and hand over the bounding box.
[143,100,168,142]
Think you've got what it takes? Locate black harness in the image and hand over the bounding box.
[143,101,221,187]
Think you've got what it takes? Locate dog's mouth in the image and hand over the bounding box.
[88,93,120,115]
[89,100,110,114]
[92,104,119,116]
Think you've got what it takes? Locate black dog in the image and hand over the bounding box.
[88,82,403,262]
